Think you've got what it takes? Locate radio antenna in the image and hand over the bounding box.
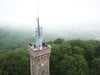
[35,1,43,48]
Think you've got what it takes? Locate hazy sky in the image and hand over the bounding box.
[0,0,100,30]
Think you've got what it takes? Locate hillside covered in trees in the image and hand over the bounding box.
[0,27,34,53]
[0,38,100,75]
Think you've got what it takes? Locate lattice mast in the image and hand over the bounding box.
[35,4,42,48]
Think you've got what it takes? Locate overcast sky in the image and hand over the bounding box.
[0,0,100,31]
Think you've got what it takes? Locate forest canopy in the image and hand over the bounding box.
[0,38,100,75]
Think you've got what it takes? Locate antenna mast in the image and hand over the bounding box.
[35,1,43,48]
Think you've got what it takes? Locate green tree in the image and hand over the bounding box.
[90,58,100,75]
[53,38,64,44]
[71,46,84,55]
[0,48,30,75]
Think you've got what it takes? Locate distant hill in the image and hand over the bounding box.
[0,25,100,52]
[0,27,34,52]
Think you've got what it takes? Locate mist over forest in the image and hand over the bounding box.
[0,26,100,75]
[0,24,100,75]
[0,24,100,41]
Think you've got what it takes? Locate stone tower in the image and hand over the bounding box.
[28,6,51,75]
[28,45,51,75]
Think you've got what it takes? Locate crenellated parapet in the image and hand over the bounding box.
[28,46,51,57]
